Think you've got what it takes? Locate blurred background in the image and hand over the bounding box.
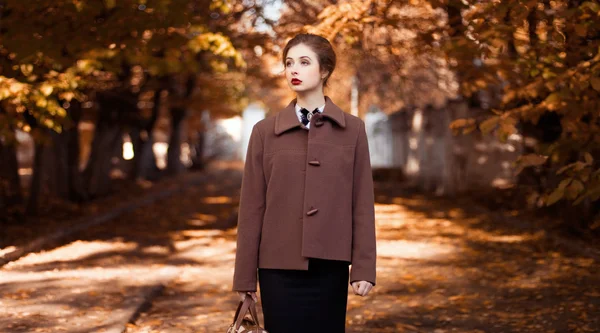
[2,0,598,228]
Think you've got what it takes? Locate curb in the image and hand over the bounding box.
[120,208,240,333]
[97,283,167,333]
[0,168,233,267]
[116,284,167,333]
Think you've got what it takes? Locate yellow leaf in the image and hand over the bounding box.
[527,154,549,165]
[479,116,500,134]
[20,64,33,76]
[543,93,561,110]
[591,77,600,92]
[0,87,9,100]
[566,180,585,199]
[43,118,55,129]
[499,121,517,137]
[516,154,548,175]
[449,118,475,129]
[104,0,116,9]
[580,1,600,13]
[74,1,84,11]
[60,91,75,101]
[40,83,53,96]
[557,178,572,190]
[546,187,564,206]
[573,161,587,171]
[36,97,48,108]
[557,163,573,175]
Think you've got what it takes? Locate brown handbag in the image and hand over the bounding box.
[227,296,268,333]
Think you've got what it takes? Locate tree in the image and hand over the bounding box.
[281,0,600,224]
[0,0,274,216]
[444,1,600,220]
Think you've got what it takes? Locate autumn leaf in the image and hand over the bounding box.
[479,116,500,134]
[515,154,548,174]
[40,83,54,97]
[449,118,477,135]
[449,118,476,130]
[543,93,562,110]
[104,0,116,9]
[580,1,600,12]
[565,180,585,200]
[557,178,573,190]
[546,187,564,206]
[590,77,600,92]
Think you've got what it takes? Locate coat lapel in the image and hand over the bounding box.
[274,96,347,136]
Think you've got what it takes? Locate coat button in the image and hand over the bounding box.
[308,160,320,166]
[306,208,319,216]
[314,114,324,127]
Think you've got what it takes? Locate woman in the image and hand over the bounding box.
[232,33,376,333]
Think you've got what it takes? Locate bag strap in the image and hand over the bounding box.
[231,300,246,326]
[248,300,261,327]
[231,296,262,329]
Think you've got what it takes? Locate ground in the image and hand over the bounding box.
[1,161,598,333]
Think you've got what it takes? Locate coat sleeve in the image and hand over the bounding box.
[349,120,377,286]
[232,124,266,292]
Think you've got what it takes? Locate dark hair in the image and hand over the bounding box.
[282,33,336,87]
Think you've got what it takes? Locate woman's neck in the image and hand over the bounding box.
[296,90,326,111]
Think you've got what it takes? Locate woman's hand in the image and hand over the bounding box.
[237,291,258,303]
[351,281,373,296]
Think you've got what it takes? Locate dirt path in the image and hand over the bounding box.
[0,162,241,333]
[2,162,598,333]
[346,184,599,332]
[126,178,599,333]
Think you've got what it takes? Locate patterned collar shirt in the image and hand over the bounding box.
[295,103,325,130]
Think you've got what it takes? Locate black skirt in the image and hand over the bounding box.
[258,258,350,333]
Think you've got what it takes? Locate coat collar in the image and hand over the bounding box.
[274,96,347,136]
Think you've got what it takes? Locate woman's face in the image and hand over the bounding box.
[284,43,326,93]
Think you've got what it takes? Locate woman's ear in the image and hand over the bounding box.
[321,71,329,80]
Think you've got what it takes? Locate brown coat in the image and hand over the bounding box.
[232,96,376,292]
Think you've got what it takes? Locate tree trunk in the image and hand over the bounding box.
[190,129,206,170]
[35,100,88,203]
[84,118,121,198]
[22,108,44,216]
[165,74,195,176]
[131,128,160,180]
[47,130,69,200]
[26,142,45,216]
[130,128,143,179]
[131,90,161,180]
[0,135,23,206]
[166,107,186,175]
[0,135,23,220]
[66,100,87,201]
[0,104,23,214]
[0,183,6,223]
[84,93,124,198]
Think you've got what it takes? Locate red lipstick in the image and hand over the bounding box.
[291,78,302,85]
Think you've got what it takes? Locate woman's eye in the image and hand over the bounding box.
[286,62,292,67]
[301,61,309,65]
